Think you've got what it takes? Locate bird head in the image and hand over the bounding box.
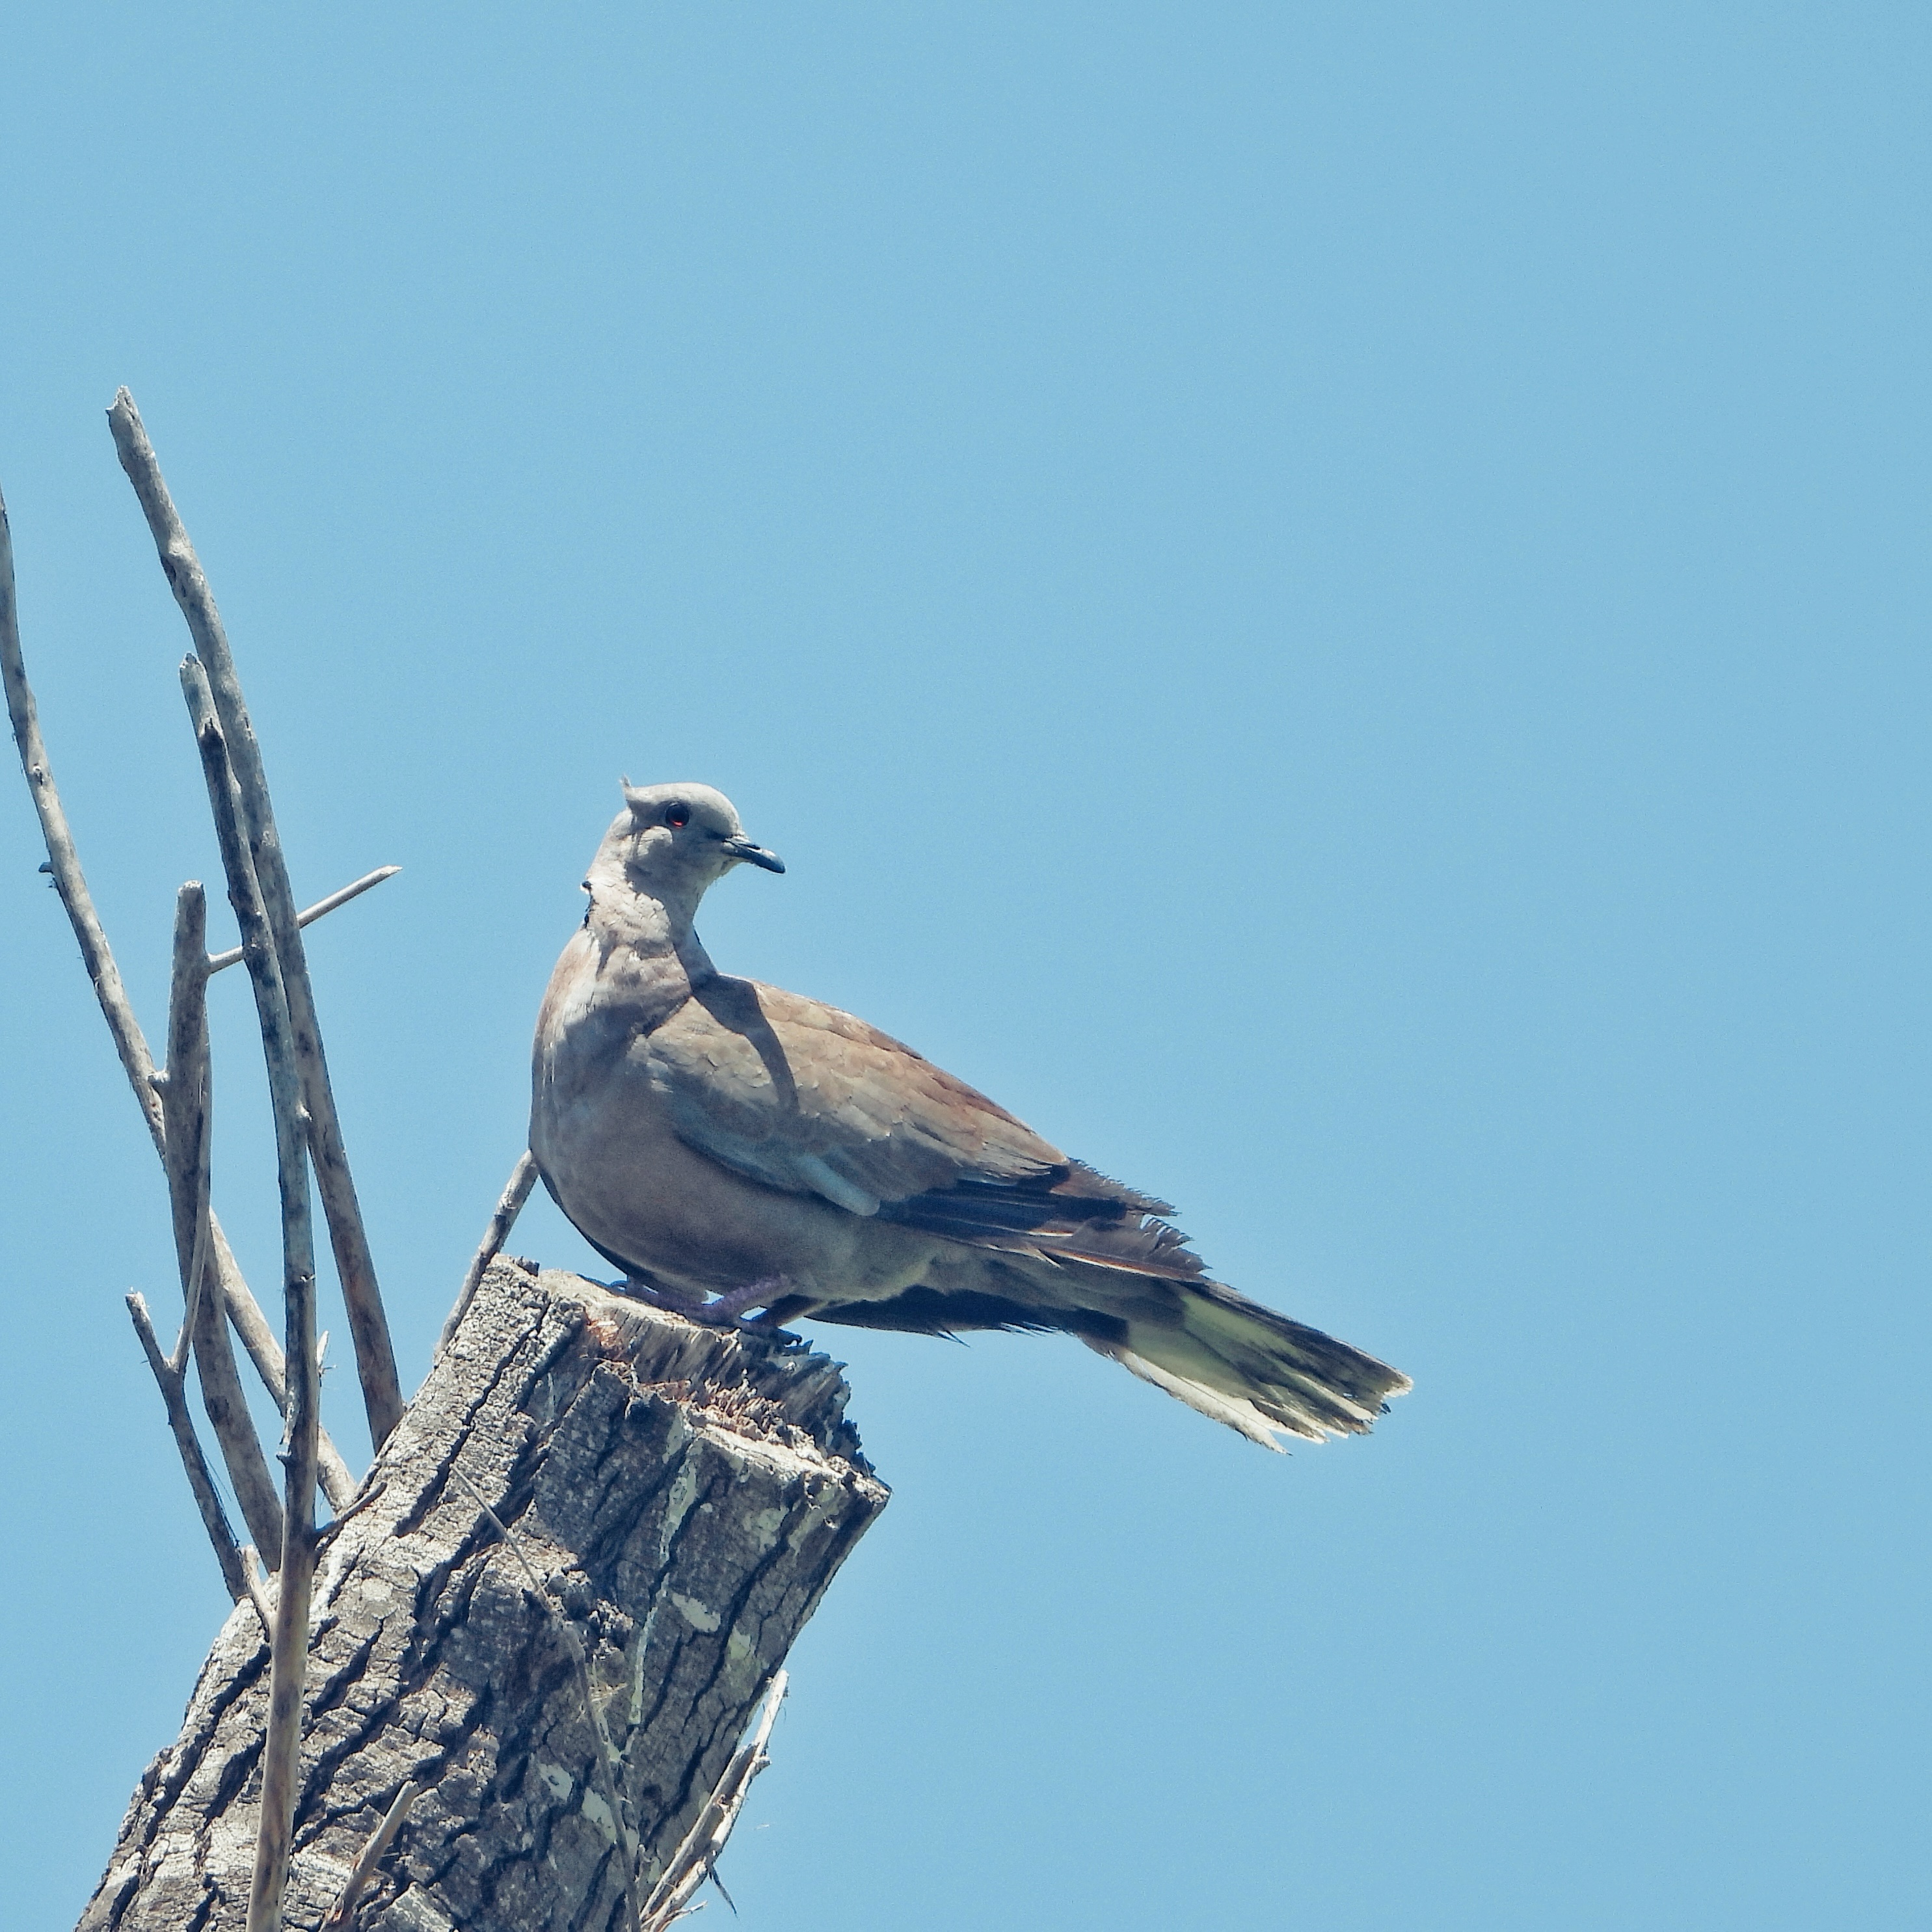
[588,779,785,919]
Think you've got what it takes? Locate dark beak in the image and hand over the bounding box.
[722,836,785,874]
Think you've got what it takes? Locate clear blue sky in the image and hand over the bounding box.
[3,5,1926,1926]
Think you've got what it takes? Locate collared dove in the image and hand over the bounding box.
[531,780,1411,1449]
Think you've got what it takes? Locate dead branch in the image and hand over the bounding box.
[441,1149,541,1351]
[158,883,214,1369]
[320,1782,418,1931]
[211,1235,358,1513]
[181,659,323,1932]
[640,1670,788,1931]
[153,879,286,1551]
[193,1274,287,1559]
[239,1546,276,1637]
[111,388,404,1452]
[0,481,165,1153]
[254,1347,323,1931]
[206,865,401,976]
[127,1291,254,1607]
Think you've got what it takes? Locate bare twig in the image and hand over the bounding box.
[159,883,215,1372]
[155,882,286,1548]
[172,1214,214,1377]
[194,1270,287,1559]
[240,1545,277,1636]
[319,1434,358,1515]
[1,479,165,1153]
[111,387,404,1451]
[207,865,401,976]
[640,1670,788,1932]
[321,1781,420,1930]
[255,1402,318,1877]
[215,1229,358,1512]
[182,662,322,1932]
[440,1150,541,1352]
[450,1464,643,1932]
[127,1291,252,1605]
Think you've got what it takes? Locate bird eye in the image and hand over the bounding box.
[665,803,690,829]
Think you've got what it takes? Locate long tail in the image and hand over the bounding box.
[786,1259,1411,1451]
[1079,1278,1411,1451]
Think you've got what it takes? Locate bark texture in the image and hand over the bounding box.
[80,1259,889,1932]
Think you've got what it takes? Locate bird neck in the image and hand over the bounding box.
[584,873,717,987]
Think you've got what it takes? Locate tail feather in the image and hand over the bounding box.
[1084,1341,1301,1449]
[1085,1278,1411,1449]
[783,1255,1410,1451]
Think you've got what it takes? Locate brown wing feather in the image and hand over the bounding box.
[649,977,1214,1284]
[645,975,1067,1209]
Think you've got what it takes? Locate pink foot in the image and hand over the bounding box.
[620,1278,707,1314]
[688,1275,791,1326]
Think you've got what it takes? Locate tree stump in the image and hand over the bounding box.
[79,1259,889,1932]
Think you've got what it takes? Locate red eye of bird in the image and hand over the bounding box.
[665,803,690,829]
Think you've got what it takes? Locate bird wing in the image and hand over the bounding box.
[646,974,1211,1275]
[642,975,1068,1212]
[643,975,1413,1450]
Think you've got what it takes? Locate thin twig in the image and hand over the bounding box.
[156,883,284,1546]
[449,1464,643,1932]
[440,1151,541,1352]
[256,1349,323,1932]
[640,1670,788,1932]
[183,662,322,1932]
[112,389,405,1451]
[127,1291,252,1605]
[321,1780,419,1930]
[172,1214,213,1379]
[240,1546,277,1636]
[0,479,164,1153]
[159,883,215,1373]
[194,1268,287,1559]
[215,1231,358,1513]
[207,865,401,976]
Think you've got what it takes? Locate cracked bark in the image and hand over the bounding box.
[79,1259,889,1932]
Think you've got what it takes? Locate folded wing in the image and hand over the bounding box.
[646,976,1067,1205]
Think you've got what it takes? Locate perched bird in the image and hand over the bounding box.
[531,781,1411,1449]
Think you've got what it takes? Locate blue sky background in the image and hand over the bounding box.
[3,5,1927,1926]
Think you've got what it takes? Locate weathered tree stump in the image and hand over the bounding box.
[80,1259,889,1932]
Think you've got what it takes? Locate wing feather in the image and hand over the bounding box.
[643,975,1065,1209]
[645,975,1216,1283]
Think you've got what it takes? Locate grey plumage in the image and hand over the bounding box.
[530,780,1411,1449]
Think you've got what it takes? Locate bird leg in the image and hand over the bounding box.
[618,1277,708,1315]
[617,1274,789,1327]
[686,1276,790,1326]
